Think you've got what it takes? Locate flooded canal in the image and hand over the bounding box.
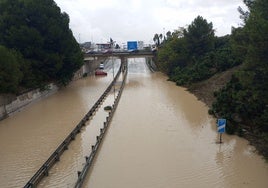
[0,58,268,188]
[83,58,268,188]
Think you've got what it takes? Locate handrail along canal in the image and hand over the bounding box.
[74,61,128,188]
[24,62,124,188]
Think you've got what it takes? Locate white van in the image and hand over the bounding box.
[99,63,104,69]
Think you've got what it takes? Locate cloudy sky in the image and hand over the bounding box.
[54,0,246,45]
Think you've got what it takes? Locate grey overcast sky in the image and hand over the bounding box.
[54,0,246,45]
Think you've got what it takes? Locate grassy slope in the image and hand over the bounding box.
[188,65,243,108]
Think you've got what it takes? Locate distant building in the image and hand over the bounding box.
[137,41,144,50]
[96,43,112,51]
[80,42,91,48]
[80,42,92,52]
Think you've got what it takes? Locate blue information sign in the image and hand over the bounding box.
[217,119,226,133]
[127,41,138,50]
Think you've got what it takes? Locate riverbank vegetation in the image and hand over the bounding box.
[0,0,83,94]
[154,0,268,158]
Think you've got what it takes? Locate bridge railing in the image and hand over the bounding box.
[84,50,155,58]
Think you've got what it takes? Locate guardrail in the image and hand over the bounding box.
[84,50,154,58]
[74,60,128,188]
[24,63,123,188]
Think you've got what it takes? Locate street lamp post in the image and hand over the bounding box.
[110,39,115,99]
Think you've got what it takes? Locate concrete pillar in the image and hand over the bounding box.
[120,57,128,72]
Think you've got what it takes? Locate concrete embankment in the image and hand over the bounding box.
[0,84,59,120]
[0,57,107,120]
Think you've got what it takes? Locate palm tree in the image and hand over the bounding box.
[166,31,172,40]
[153,33,160,46]
[159,33,163,43]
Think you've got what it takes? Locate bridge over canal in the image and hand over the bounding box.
[82,50,155,76]
[84,50,154,63]
[84,50,155,59]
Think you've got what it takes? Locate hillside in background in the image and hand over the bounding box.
[188,65,243,108]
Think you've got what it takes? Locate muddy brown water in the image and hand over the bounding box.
[0,58,268,188]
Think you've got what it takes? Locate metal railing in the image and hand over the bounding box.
[74,61,128,188]
[24,63,123,188]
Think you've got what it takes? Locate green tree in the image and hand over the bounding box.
[166,31,172,40]
[240,0,268,131]
[0,0,83,92]
[183,16,215,60]
[172,27,184,38]
[212,0,268,134]
[153,33,160,46]
[157,36,188,75]
[0,45,22,93]
[159,33,163,43]
[155,16,239,86]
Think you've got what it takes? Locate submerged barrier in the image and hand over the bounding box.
[74,62,128,188]
[24,63,124,188]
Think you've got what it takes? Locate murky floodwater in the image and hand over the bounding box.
[0,58,120,188]
[83,58,268,188]
[0,58,268,188]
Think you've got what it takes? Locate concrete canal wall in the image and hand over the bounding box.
[0,84,59,120]
[0,57,106,120]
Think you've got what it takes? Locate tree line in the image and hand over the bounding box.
[0,0,83,94]
[154,0,268,141]
[155,16,240,85]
